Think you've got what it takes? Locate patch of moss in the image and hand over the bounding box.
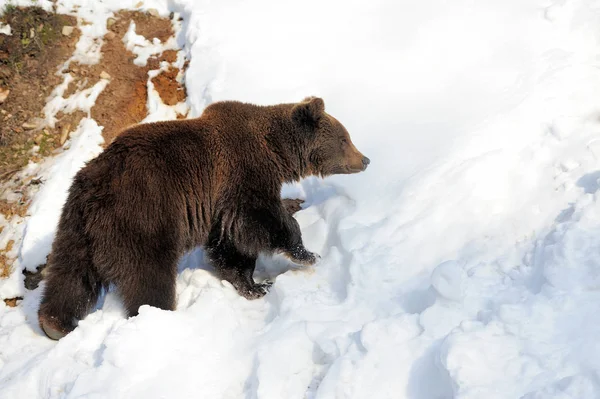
[2,2,17,15]
[1,7,67,70]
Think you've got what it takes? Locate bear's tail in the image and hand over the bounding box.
[38,190,102,340]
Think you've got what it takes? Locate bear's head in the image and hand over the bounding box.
[292,97,370,177]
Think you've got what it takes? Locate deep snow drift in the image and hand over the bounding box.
[2,0,600,398]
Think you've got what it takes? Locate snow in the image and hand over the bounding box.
[2,0,600,397]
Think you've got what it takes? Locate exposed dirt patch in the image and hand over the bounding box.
[0,254,10,278]
[159,49,178,63]
[3,297,21,307]
[0,7,79,181]
[89,10,184,143]
[1,7,187,151]
[0,239,14,278]
[152,67,186,106]
[121,10,173,43]
[0,198,28,219]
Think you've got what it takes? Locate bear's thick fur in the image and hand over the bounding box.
[38,97,369,339]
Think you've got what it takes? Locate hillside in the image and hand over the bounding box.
[1,0,600,398]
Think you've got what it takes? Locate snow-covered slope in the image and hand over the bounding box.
[2,0,600,397]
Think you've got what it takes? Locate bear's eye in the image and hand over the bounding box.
[341,138,348,146]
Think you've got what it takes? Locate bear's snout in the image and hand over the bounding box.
[342,148,369,174]
[362,156,370,170]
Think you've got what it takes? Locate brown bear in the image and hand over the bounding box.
[37,96,369,340]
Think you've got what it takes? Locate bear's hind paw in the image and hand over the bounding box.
[282,198,305,215]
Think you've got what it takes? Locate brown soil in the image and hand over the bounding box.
[3,297,21,307]
[123,10,173,43]
[159,50,178,63]
[0,239,14,278]
[1,7,188,151]
[152,67,186,106]
[0,253,10,278]
[89,10,184,143]
[0,7,79,180]
[0,198,28,219]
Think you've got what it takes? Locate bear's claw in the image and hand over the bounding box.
[242,280,273,300]
[285,249,320,266]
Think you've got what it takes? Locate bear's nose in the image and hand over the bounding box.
[362,156,370,169]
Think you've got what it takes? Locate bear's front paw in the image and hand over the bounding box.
[285,246,321,266]
[241,280,273,300]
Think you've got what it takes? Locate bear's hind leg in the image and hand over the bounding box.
[114,252,178,317]
[39,262,102,340]
[281,198,304,215]
[206,234,271,300]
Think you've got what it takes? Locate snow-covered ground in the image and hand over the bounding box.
[2,0,600,397]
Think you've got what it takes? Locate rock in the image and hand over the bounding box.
[0,88,8,104]
[60,124,71,145]
[100,71,111,80]
[62,26,74,37]
[147,8,159,17]
[30,28,35,38]
[0,22,12,36]
[105,31,116,40]
[107,18,116,28]
[22,118,44,130]
[135,1,144,8]
[22,121,37,130]
[34,134,43,145]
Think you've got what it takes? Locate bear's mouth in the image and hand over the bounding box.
[345,155,369,174]
[347,166,366,173]
[335,165,367,174]
[324,162,368,176]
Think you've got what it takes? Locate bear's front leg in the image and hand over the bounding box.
[275,211,321,266]
[206,233,272,299]
[282,242,320,266]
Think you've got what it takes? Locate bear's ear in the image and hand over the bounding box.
[292,97,325,127]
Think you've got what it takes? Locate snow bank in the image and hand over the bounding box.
[2,0,600,397]
[20,118,104,271]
